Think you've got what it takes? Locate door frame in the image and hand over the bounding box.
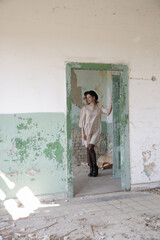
[66,62,130,198]
[112,75,121,179]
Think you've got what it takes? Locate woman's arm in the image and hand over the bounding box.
[79,106,87,140]
[107,95,112,115]
[82,127,87,140]
[101,96,112,116]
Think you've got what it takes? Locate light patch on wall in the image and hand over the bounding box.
[0,189,6,201]
[0,171,15,189]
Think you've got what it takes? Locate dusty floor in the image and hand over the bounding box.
[0,189,160,240]
[73,164,121,197]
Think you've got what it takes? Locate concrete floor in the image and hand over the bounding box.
[73,165,121,197]
[1,190,160,239]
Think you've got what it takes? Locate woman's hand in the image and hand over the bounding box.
[83,134,87,140]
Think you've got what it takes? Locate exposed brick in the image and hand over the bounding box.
[72,128,108,165]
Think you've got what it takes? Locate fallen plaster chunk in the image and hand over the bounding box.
[12,223,16,227]
[14,233,22,237]
[41,235,50,240]
[64,237,69,240]
[2,217,10,222]
[28,233,36,238]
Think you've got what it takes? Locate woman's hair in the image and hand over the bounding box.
[84,90,99,105]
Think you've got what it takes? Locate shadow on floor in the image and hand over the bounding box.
[73,164,121,197]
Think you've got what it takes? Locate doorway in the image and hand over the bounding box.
[66,63,130,198]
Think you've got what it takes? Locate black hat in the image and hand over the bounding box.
[84,90,98,100]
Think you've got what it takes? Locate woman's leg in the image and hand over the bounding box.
[88,144,98,177]
[87,147,91,165]
[87,147,93,177]
[88,144,96,164]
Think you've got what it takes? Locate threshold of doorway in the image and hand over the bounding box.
[74,168,122,197]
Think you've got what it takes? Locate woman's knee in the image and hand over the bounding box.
[88,144,94,151]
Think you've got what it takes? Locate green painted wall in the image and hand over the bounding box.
[0,113,66,198]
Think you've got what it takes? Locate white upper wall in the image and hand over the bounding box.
[0,0,159,113]
[0,0,160,184]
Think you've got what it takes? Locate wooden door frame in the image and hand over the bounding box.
[66,62,130,198]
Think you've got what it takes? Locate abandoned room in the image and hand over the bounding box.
[0,0,160,239]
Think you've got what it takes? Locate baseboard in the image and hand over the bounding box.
[131,181,160,191]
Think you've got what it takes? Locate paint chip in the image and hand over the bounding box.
[12,147,18,154]
[144,162,155,177]
[26,169,39,176]
[9,172,18,177]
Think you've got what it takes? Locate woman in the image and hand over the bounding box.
[79,90,112,177]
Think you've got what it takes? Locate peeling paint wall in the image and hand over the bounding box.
[0,0,160,194]
[71,70,113,165]
[130,80,160,188]
[0,113,66,198]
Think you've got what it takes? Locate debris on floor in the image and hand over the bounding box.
[140,187,160,195]
[97,155,113,170]
[0,191,160,239]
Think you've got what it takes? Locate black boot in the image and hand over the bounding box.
[88,164,93,177]
[93,163,98,177]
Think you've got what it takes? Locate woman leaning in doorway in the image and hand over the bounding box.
[79,90,112,177]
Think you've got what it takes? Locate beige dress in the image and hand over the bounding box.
[79,104,109,148]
